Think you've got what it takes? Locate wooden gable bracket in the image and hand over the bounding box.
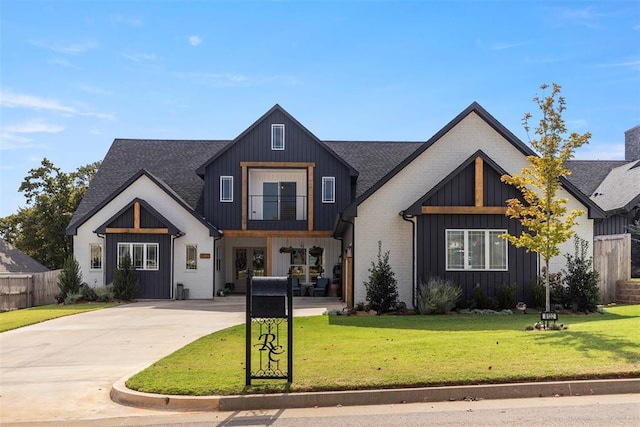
[422,156,508,215]
[105,201,170,234]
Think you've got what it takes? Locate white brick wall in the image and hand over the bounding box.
[353,112,594,307]
[73,174,215,299]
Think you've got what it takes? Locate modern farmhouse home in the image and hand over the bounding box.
[67,104,638,306]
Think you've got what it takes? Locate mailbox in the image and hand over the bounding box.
[250,276,288,318]
[246,275,293,385]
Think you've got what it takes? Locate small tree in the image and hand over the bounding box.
[501,83,590,312]
[564,236,600,312]
[364,241,398,313]
[113,253,139,300]
[57,255,82,301]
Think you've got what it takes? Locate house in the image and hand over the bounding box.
[68,103,631,306]
[1,237,51,310]
[0,237,49,275]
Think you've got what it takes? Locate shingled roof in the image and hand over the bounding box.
[67,139,229,233]
[591,160,640,213]
[325,141,423,198]
[565,160,628,197]
[0,238,49,275]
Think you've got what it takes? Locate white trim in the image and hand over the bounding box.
[220,176,233,202]
[185,244,198,271]
[89,243,102,270]
[271,124,285,150]
[117,242,159,270]
[322,176,335,203]
[445,229,508,271]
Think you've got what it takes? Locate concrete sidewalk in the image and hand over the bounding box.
[0,297,343,424]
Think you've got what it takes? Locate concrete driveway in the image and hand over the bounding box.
[0,297,343,424]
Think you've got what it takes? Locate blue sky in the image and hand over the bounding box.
[1,1,639,217]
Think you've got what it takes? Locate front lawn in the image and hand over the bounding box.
[0,303,119,332]
[127,305,640,396]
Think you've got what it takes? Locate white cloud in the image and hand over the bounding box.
[0,91,76,114]
[112,15,142,27]
[122,51,157,62]
[30,39,98,55]
[5,120,64,134]
[189,35,202,47]
[596,59,640,71]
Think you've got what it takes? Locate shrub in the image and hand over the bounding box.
[496,283,517,310]
[79,283,98,302]
[417,277,462,314]
[64,292,83,305]
[95,284,114,302]
[113,253,139,300]
[363,241,398,313]
[57,256,82,300]
[469,284,497,310]
[564,236,601,312]
[535,268,567,307]
[530,281,545,309]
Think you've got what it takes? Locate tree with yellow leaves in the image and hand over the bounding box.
[501,83,591,312]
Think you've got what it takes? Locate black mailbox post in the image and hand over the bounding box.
[246,275,293,385]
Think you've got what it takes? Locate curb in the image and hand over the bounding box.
[111,377,640,412]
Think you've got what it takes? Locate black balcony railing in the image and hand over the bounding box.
[248,195,307,221]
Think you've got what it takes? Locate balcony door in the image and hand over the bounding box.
[262,181,296,221]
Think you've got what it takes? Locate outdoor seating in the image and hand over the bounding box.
[314,277,329,296]
[291,277,300,296]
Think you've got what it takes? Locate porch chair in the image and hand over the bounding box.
[291,277,300,296]
[314,277,330,297]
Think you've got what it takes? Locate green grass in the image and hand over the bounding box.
[127,305,640,396]
[0,303,119,332]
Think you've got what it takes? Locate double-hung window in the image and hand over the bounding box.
[322,177,335,203]
[220,176,233,202]
[446,230,507,271]
[271,124,285,150]
[117,242,159,270]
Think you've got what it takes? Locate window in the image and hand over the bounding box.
[117,242,159,270]
[186,244,197,270]
[446,230,507,271]
[322,177,335,203]
[271,124,285,150]
[220,176,233,202]
[90,243,102,270]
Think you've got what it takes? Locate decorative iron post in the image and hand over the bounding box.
[246,274,293,386]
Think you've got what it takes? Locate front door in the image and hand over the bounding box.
[234,247,266,293]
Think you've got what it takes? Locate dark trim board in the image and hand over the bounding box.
[416,214,539,305]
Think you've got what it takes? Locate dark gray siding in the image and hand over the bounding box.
[417,214,538,304]
[105,234,171,299]
[595,215,628,236]
[203,109,351,231]
[107,205,165,228]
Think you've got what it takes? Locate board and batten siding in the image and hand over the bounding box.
[203,109,352,231]
[352,112,594,308]
[72,175,215,299]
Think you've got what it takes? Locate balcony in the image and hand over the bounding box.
[247,195,307,230]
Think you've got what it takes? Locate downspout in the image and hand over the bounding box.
[400,211,417,310]
[171,232,185,300]
[213,232,223,298]
[97,233,106,287]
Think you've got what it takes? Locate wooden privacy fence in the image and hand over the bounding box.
[594,234,631,304]
[0,270,61,311]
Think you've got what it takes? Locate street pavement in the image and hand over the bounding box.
[0,297,343,424]
[1,297,638,426]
